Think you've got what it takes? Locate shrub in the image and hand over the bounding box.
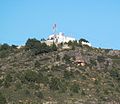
[70,83,80,93]
[34,60,41,67]
[56,54,60,61]
[37,71,48,84]
[63,70,74,79]
[63,54,71,64]
[73,40,78,46]
[71,45,75,50]
[15,81,22,90]
[0,44,11,58]
[0,50,9,58]
[24,70,38,82]
[4,74,12,88]
[90,59,97,66]
[24,89,30,96]
[49,77,62,91]
[50,42,57,51]
[110,68,120,81]
[5,74,12,82]
[81,90,86,96]
[68,41,73,46]
[97,56,105,63]
[58,79,67,93]
[0,79,3,86]
[0,43,10,51]
[35,91,44,99]
[11,45,17,49]
[0,92,6,104]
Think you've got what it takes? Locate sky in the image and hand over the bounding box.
[0,0,120,49]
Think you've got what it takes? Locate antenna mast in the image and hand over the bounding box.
[53,23,57,34]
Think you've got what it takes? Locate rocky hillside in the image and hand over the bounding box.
[0,39,120,104]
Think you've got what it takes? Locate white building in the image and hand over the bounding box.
[47,32,75,44]
[44,32,92,47]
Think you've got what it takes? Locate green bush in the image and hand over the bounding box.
[56,54,60,61]
[49,77,62,91]
[34,60,41,67]
[37,71,48,84]
[70,83,80,93]
[5,74,12,82]
[110,68,120,81]
[15,81,22,90]
[90,59,97,66]
[68,41,73,46]
[97,56,105,63]
[0,43,14,58]
[0,49,11,58]
[24,89,30,96]
[4,74,12,88]
[67,40,78,48]
[50,42,57,51]
[35,91,44,99]
[0,79,3,86]
[63,54,71,64]
[58,79,67,93]
[0,92,6,104]
[63,70,74,79]
[24,70,38,82]
[0,43,10,51]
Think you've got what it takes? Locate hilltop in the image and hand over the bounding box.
[0,38,120,104]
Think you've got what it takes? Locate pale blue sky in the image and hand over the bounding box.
[0,0,120,49]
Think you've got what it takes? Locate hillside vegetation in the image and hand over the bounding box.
[0,38,120,104]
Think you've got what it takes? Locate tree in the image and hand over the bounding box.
[25,38,57,55]
[73,40,78,46]
[25,38,40,50]
[40,38,46,41]
[68,41,73,46]
[42,42,52,53]
[11,45,17,49]
[79,38,89,43]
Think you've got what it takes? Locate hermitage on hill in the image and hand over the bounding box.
[44,24,91,47]
[45,32,75,46]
